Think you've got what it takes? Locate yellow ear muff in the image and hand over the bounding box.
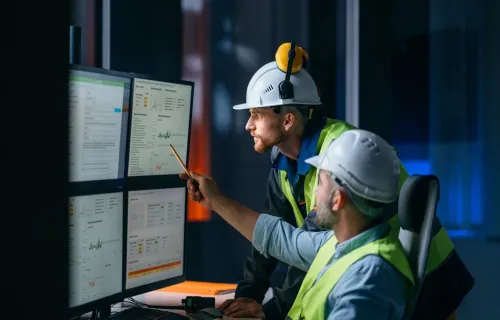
[275,42,308,74]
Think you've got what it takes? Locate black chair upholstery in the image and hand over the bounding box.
[397,174,441,320]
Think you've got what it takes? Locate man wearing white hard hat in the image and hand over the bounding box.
[181,129,414,319]
[226,42,367,319]
[217,42,473,319]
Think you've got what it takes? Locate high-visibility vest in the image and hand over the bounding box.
[287,233,415,319]
[278,118,454,274]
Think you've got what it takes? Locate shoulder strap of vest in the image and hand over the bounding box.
[316,118,358,154]
[305,119,358,213]
[279,170,304,228]
[287,234,338,319]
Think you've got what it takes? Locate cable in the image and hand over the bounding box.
[126,297,149,308]
[126,295,215,313]
[125,296,168,312]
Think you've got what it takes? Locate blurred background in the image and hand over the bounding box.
[33,0,500,318]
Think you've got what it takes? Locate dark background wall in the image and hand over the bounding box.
[109,0,182,79]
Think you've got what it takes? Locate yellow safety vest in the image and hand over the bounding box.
[279,118,358,227]
[287,233,415,320]
[278,118,454,274]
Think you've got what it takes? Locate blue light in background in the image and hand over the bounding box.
[400,158,482,238]
[400,159,431,175]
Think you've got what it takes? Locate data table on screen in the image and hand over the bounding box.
[69,70,130,182]
[128,78,192,177]
[126,188,185,289]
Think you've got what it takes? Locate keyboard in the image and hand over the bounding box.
[109,307,189,320]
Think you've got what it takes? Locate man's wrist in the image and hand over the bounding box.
[211,194,226,213]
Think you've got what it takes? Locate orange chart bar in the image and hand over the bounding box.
[128,261,182,278]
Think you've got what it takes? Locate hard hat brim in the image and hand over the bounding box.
[233,103,250,110]
[233,101,322,110]
[305,155,321,168]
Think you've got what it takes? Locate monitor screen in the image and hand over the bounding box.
[68,192,124,308]
[69,69,131,182]
[126,188,185,290]
[127,78,193,177]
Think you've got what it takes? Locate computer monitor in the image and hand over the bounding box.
[68,191,124,316]
[127,77,194,177]
[69,65,131,182]
[124,187,186,296]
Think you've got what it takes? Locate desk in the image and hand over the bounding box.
[135,288,272,320]
[109,305,251,320]
[80,303,256,320]
[139,291,234,308]
[140,287,274,308]
[79,286,269,319]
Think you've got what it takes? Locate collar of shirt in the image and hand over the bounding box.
[333,222,390,260]
[272,117,327,186]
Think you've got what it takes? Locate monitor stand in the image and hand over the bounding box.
[98,305,111,319]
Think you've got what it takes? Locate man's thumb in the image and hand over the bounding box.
[190,171,203,180]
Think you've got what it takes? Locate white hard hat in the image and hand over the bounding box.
[233,43,321,110]
[305,129,400,204]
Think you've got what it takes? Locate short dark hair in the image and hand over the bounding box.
[272,105,310,118]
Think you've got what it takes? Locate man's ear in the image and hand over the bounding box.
[283,111,296,132]
[331,189,346,211]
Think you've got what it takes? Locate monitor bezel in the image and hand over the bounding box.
[68,64,136,187]
[67,64,193,314]
[121,72,193,298]
[121,185,188,299]
[124,73,195,182]
[67,64,155,317]
[67,190,127,318]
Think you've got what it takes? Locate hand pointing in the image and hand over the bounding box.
[179,171,221,211]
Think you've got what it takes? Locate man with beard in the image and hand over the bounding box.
[181,129,415,319]
[219,42,474,319]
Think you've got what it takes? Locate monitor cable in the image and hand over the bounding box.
[126,295,215,314]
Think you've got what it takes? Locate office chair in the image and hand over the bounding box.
[397,174,441,320]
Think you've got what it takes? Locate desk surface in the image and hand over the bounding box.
[108,305,255,320]
[77,284,265,320]
[132,291,260,320]
[140,286,273,308]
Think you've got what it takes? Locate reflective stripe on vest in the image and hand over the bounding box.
[287,234,415,320]
[280,170,305,228]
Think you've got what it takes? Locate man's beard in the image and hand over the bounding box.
[314,195,338,230]
[253,127,284,153]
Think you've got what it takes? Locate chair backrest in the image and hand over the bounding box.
[397,174,441,320]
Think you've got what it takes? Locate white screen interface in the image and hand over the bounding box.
[69,70,130,182]
[126,188,185,289]
[128,78,192,176]
[68,192,123,308]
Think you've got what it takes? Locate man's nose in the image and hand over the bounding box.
[245,118,254,131]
